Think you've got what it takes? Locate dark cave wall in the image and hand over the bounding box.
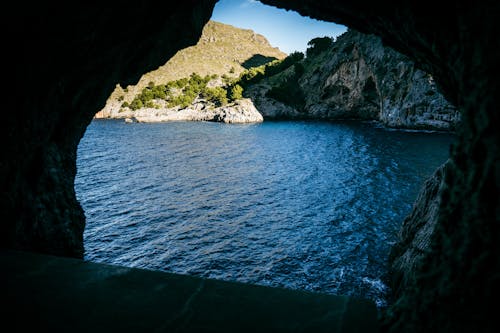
[0,1,217,257]
[260,0,499,331]
[1,1,498,332]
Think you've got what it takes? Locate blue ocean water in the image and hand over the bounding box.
[75,120,454,306]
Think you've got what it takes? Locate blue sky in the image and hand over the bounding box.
[211,0,347,54]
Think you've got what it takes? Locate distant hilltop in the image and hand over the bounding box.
[98,26,459,131]
[97,20,286,117]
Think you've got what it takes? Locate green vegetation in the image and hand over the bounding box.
[265,63,306,109]
[109,20,287,106]
[236,35,334,109]
[306,37,333,58]
[124,73,235,110]
[237,51,304,88]
[229,84,243,100]
[122,50,310,111]
[203,87,228,106]
[124,49,310,111]
[119,31,343,112]
[129,99,144,110]
[221,74,232,85]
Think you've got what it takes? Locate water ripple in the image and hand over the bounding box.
[76,120,454,307]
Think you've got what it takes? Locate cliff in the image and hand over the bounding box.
[101,28,459,129]
[388,161,450,297]
[246,29,460,131]
[97,20,286,118]
[121,98,263,124]
[4,0,500,332]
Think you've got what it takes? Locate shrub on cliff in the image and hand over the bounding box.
[229,84,244,101]
[237,51,304,88]
[167,78,188,90]
[128,71,246,110]
[129,98,144,110]
[306,37,333,57]
[265,62,306,109]
[203,87,228,106]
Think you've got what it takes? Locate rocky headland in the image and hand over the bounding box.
[246,29,460,131]
[96,20,285,121]
[119,98,262,124]
[99,28,460,131]
[7,1,498,332]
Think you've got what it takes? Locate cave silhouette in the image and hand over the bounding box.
[2,1,498,332]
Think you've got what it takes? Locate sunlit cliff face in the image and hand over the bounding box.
[2,1,499,332]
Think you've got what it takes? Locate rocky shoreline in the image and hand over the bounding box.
[96,98,263,124]
[97,30,460,131]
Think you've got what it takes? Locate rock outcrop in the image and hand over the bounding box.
[3,1,499,332]
[120,98,263,124]
[247,29,460,131]
[98,20,286,118]
[101,29,458,130]
[259,1,499,332]
[389,160,450,296]
[1,0,218,258]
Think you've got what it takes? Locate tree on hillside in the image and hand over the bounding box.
[203,87,228,106]
[129,98,144,110]
[229,84,244,101]
[306,37,333,57]
[237,51,304,88]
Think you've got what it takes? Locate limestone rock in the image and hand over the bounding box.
[246,84,303,119]
[5,1,497,332]
[121,98,262,124]
[247,29,460,130]
[389,160,450,295]
[98,20,286,118]
[213,98,264,123]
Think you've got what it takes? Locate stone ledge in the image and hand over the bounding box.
[1,250,378,332]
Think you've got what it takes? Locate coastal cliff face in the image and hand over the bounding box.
[96,20,286,119]
[103,28,459,130]
[259,1,499,332]
[120,98,263,124]
[247,29,459,130]
[3,1,499,332]
[389,161,450,297]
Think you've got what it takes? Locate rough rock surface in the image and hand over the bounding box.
[389,161,450,296]
[246,82,304,119]
[3,1,499,332]
[97,20,285,118]
[118,99,263,124]
[248,29,460,131]
[1,0,218,258]
[260,1,499,332]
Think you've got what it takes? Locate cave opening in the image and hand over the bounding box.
[4,0,498,331]
[75,0,455,310]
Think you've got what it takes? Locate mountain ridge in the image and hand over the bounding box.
[97,20,286,118]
